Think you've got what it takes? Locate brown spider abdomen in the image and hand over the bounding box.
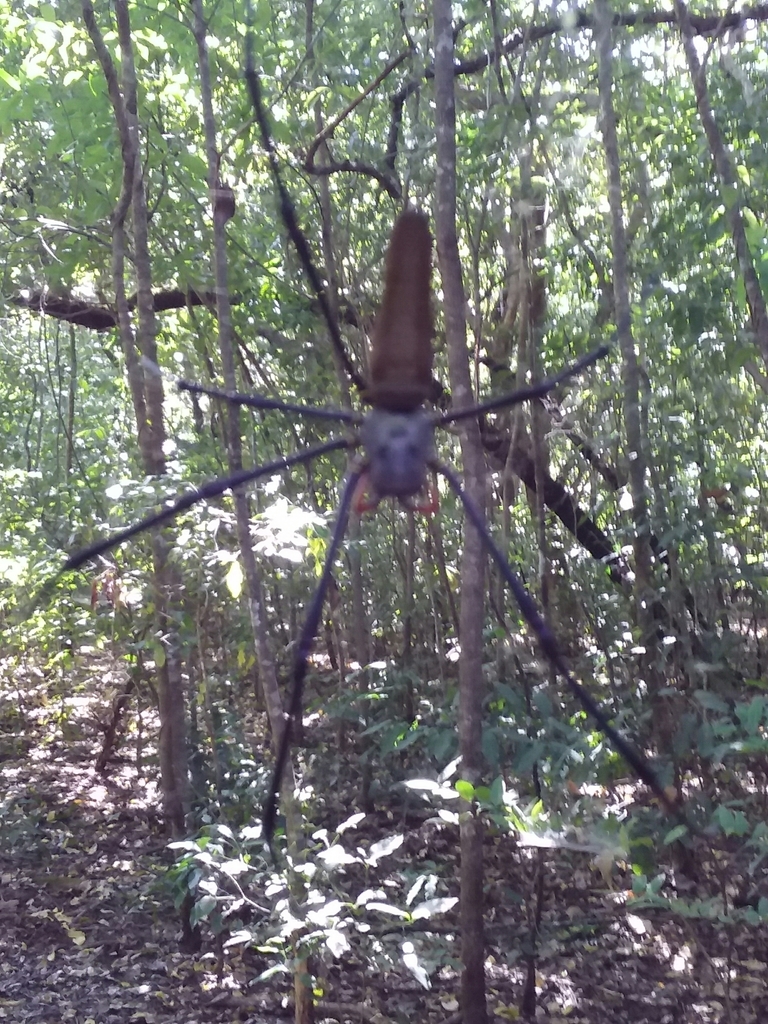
[364,209,434,413]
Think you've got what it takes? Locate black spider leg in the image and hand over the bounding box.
[62,438,351,572]
[435,461,676,814]
[242,19,366,394]
[436,345,610,426]
[176,378,361,425]
[263,465,364,857]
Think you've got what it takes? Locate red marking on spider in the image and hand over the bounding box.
[352,472,439,515]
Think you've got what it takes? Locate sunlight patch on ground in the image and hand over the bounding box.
[670,944,693,973]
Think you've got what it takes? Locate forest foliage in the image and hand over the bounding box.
[2,1,768,1020]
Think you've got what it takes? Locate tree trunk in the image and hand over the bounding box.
[433,2,488,1019]
[674,0,768,366]
[595,0,667,750]
[304,0,372,815]
[83,0,188,837]
[192,5,313,1020]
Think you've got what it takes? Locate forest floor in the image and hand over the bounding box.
[1,659,767,1023]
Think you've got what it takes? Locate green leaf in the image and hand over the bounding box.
[455,780,475,801]
[714,805,750,837]
[0,68,21,91]
[153,642,166,669]
[367,902,409,918]
[411,897,458,920]
[694,690,730,715]
[191,895,216,923]
[662,824,688,846]
[325,929,350,957]
[366,834,404,864]
[481,726,500,767]
[736,696,765,736]
[402,945,431,989]
[489,775,505,807]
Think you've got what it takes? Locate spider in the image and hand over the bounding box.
[60,48,675,856]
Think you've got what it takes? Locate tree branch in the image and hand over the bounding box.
[675,0,768,367]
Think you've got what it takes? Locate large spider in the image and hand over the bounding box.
[61,48,675,855]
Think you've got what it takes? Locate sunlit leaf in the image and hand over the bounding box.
[366,834,404,864]
[336,812,366,834]
[411,897,458,920]
[220,857,249,876]
[455,780,474,801]
[367,902,408,918]
[402,942,431,989]
[225,559,244,598]
[0,68,21,90]
[318,846,359,868]
[325,929,350,957]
